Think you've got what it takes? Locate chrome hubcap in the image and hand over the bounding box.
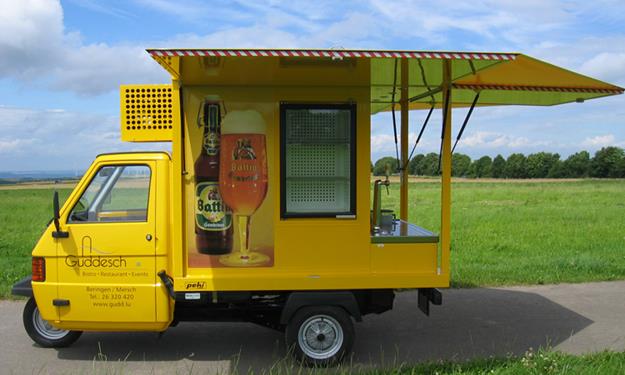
[298,315,343,360]
[33,306,70,340]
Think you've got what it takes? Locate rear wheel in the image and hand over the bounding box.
[285,306,354,366]
[23,297,82,348]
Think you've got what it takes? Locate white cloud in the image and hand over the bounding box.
[164,28,301,49]
[371,134,395,154]
[133,0,252,24]
[0,138,36,154]
[66,0,132,19]
[0,0,64,79]
[0,1,167,95]
[3,0,624,97]
[579,52,625,86]
[581,134,616,148]
[51,43,165,95]
[0,106,170,170]
[368,0,575,47]
[461,131,551,149]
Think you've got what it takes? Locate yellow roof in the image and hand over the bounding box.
[147,48,623,114]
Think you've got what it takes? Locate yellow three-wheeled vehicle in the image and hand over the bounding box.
[12,48,622,365]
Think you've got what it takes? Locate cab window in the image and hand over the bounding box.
[68,165,151,223]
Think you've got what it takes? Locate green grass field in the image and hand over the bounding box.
[2,180,625,297]
[0,188,72,298]
[384,179,625,287]
[68,348,625,374]
[262,349,625,374]
[405,350,625,375]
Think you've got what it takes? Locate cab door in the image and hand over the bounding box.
[56,162,159,325]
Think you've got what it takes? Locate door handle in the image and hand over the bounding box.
[146,234,153,241]
[53,299,70,307]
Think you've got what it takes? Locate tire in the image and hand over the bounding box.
[285,306,354,367]
[23,297,82,348]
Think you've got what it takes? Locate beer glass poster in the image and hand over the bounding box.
[184,90,275,268]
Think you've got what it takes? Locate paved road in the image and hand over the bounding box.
[2,281,624,374]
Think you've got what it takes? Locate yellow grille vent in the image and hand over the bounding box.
[120,84,178,142]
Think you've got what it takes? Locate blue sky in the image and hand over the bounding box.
[0,0,624,171]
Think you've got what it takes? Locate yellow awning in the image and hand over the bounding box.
[146,48,623,114]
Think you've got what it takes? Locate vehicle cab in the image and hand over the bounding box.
[26,152,173,335]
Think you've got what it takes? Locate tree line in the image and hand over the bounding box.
[372,146,625,178]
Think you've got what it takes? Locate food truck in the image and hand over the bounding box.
[12,48,623,365]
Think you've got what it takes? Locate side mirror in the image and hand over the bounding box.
[53,191,61,221]
[52,191,69,239]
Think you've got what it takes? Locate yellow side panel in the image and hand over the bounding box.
[57,256,157,323]
[180,84,373,289]
[371,242,438,278]
[32,282,59,322]
[120,84,178,142]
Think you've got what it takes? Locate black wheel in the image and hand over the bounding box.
[23,297,82,348]
[285,306,354,367]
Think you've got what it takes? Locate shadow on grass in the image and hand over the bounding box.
[49,288,593,373]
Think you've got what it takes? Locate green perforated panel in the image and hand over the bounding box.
[284,108,352,214]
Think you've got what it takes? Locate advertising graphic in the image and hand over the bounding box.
[219,111,269,266]
[194,100,233,255]
[187,94,274,268]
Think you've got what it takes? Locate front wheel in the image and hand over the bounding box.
[23,297,82,348]
[285,306,354,366]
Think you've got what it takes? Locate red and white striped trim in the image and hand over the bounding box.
[148,49,517,61]
[453,83,624,94]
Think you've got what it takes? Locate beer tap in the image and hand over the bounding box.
[372,164,391,234]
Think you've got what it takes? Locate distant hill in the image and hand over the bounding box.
[0,170,83,182]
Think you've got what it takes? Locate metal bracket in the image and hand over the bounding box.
[153,55,180,80]
[158,270,175,300]
[52,230,69,238]
[417,288,442,316]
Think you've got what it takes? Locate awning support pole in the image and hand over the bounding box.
[400,58,409,222]
[171,79,184,278]
[440,60,452,278]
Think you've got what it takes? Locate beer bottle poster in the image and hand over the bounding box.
[185,91,275,268]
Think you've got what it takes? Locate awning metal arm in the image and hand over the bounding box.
[391,58,401,169]
[401,104,435,171]
[468,60,477,75]
[451,92,480,154]
[418,59,436,104]
[409,86,443,103]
